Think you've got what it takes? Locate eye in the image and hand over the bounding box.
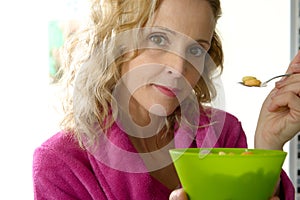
[149,33,168,46]
[188,45,204,57]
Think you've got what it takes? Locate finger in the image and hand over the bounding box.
[290,50,300,65]
[169,188,188,200]
[275,75,300,94]
[289,63,300,73]
[269,91,300,113]
[269,197,280,200]
[287,50,300,73]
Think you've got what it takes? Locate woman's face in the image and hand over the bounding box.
[120,0,215,118]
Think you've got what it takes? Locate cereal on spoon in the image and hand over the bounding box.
[242,76,261,87]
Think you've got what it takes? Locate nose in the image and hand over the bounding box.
[164,53,186,78]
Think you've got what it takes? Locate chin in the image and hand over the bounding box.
[148,103,178,117]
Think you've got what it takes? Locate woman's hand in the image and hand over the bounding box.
[255,51,300,150]
[169,188,188,200]
[270,197,280,200]
[169,188,281,200]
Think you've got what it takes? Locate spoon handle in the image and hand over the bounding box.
[260,73,293,87]
[264,73,292,84]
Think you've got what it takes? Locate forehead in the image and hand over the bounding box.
[150,0,215,41]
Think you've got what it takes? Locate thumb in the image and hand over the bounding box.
[169,188,188,200]
[290,50,300,65]
[269,197,280,200]
[287,50,300,73]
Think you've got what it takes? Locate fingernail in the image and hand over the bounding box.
[291,63,300,70]
[170,190,179,200]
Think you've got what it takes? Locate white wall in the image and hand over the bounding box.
[0,0,81,199]
[0,0,91,197]
[217,0,291,172]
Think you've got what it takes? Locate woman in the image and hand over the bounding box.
[33,0,300,199]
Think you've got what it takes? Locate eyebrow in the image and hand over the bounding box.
[196,39,211,49]
[153,26,177,35]
[153,26,211,47]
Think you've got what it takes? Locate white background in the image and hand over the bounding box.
[0,0,292,199]
[218,0,291,173]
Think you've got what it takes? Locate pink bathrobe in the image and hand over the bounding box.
[33,110,295,199]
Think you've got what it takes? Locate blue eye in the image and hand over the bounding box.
[149,34,168,46]
[188,45,204,57]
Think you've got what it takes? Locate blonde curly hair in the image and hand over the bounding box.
[58,0,224,146]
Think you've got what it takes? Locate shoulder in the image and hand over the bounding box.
[34,131,83,156]
[33,131,89,172]
[32,132,102,199]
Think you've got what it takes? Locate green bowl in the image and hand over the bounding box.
[169,148,287,200]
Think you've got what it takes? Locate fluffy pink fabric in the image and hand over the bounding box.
[33,110,294,199]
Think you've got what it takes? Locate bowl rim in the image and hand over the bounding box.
[169,147,287,157]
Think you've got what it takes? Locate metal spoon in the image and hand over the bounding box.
[239,73,292,87]
[260,73,292,87]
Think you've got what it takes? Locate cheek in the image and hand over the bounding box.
[186,69,201,88]
[121,63,129,75]
[121,52,154,75]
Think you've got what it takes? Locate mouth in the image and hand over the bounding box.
[152,84,179,98]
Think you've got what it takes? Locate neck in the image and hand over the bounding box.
[129,128,174,153]
[129,97,152,126]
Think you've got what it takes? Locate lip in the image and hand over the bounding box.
[153,84,178,97]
